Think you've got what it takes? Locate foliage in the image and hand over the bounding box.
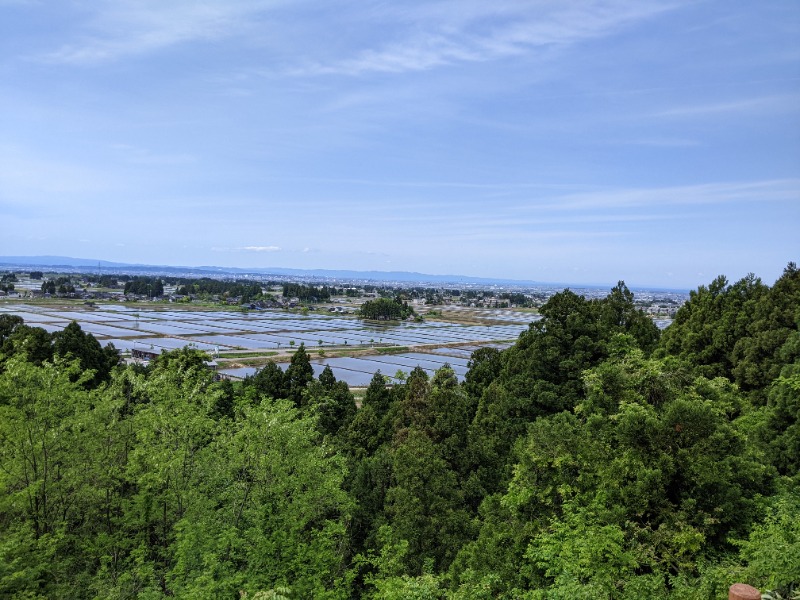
[359,297,414,321]
[244,360,289,400]
[465,282,660,500]
[41,275,76,295]
[735,490,800,596]
[169,398,351,598]
[0,272,796,597]
[1,318,118,385]
[124,276,164,297]
[285,343,314,406]
[282,283,331,302]
[52,321,119,387]
[175,277,263,302]
[656,263,800,399]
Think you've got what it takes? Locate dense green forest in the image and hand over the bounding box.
[0,273,16,293]
[40,276,76,295]
[1,265,798,599]
[124,277,165,298]
[175,278,265,302]
[358,297,415,321]
[282,283,333,302]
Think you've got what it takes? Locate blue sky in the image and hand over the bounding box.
[1,0,798,288]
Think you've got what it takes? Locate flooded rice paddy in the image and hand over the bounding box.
[1,304,537,385]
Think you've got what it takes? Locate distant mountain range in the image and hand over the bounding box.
[0,255,690,292]
[0,255,548,286]
[1,256,132,268]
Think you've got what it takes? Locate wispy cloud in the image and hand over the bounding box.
[38,0,286,65]
[360,179,799,234]
[253,175,593,191]
[109,143,196,165]
[652,94,800,118]
[298,1,678,76]
[541,179,800,211]
[34,0,682,81]
[610,138,701,147]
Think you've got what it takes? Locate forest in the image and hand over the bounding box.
[282,283,333,303]
[0,264,798,599]
[358,297,415,321]
[124,277,165,298]
[175,278,264,302]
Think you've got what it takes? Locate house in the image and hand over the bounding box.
[132,348,160,362]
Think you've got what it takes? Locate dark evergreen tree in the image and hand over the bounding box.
[285,343,314,406]
[359,298,414,321]
[246,360,289,400]
[52,321,118,387]
[0,314,24,347]
[2,324,54,366]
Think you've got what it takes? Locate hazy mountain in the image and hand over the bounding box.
[0,255,541,286]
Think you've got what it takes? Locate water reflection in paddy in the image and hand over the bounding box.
[2,305,530,373]
[220,353,471,386]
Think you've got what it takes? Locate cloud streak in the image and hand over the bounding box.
[298,1,678,76]
[241,246,282,252]
[38,0,286,65]
[37,0,679,74]
[652,94,800,118]
[211,245,282,253]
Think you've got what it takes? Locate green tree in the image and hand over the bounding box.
[169,398,351,599]
[120,353,221,594]
[246,361,289,400]
[736,492,800,597]
[501,346,770,597]
[463,347,503,400]
[731,262,800,393]
[306,368,357,438]
[359,298,414,321]
[52,321,118,387]
[2,324,54,366]
[285,344,314,406]
[466,285,660,503]
[655,273,768,381]
[426,366,476,477]
[0,314,24,347]
[0,357,114,597]
[755,358,800,476]
[385,428,472,574]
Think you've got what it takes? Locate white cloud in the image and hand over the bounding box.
[241,245,282,252]
[211,245,282,252]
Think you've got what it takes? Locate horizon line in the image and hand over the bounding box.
[0,254,693,292]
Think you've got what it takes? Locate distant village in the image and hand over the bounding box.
[0,268,687,320]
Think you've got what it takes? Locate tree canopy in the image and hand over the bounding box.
[358,297,414,321]
[0,270,797,598]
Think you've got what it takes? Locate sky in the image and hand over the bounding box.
[1,0,798,289]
